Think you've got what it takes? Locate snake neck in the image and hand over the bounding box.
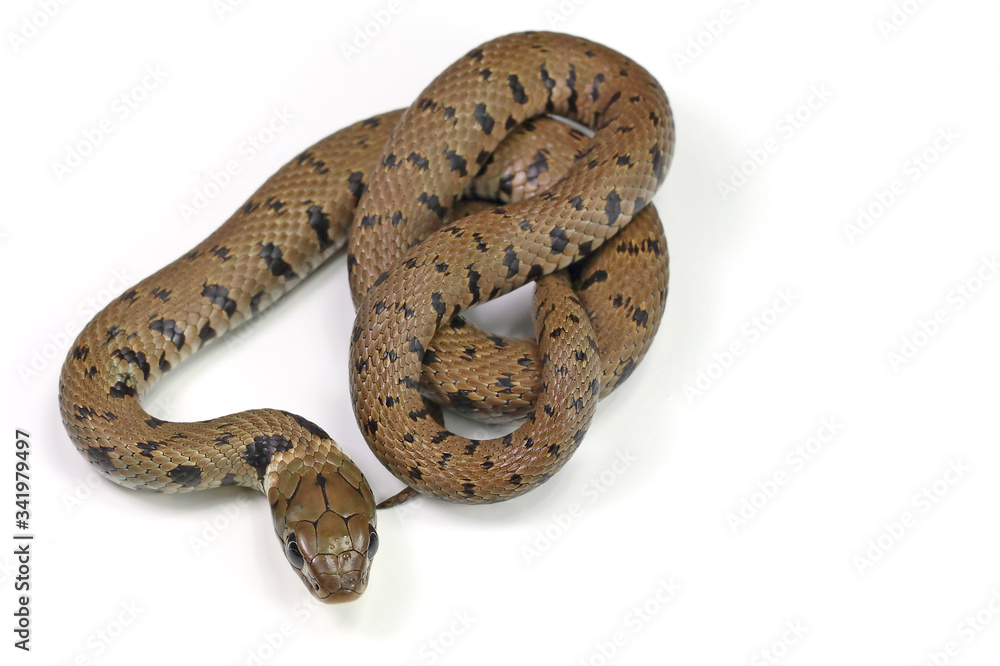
[57,188,350,493]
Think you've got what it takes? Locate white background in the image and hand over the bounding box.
[3,0,999,664]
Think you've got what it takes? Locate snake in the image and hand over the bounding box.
[58,31,674,603]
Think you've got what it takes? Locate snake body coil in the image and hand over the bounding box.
[58,32,674,602]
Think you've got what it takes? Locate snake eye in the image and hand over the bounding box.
[367,526,379,560]
[285,536,304,569]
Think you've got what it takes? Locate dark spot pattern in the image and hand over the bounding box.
[112,348,150,381]
[211,245,231,261]
[347,171,366,204]
[467,266,482,303]
[149,318,185,350]
[604,189,622,225]
[431,292,446,325]
[84,446,117,474]
[137,442,162,459]
[550,227,569,254]
[198,322,216,343]
[306,205,334,250]
[591,73,606,101]
[296,151,330,174]
[258,243,298,279]
[249,291,265,315]
[508,74,528,104]
[579,269,608,290]
[264,197,287,216]
[444,149,468,176]
[417,192,448,219]
[406,152,430,171]
[566,64,579,113]
[108,380,135,399]
[201,284,237,317]
[151,287,171,302]
[243,435,294,480]
[502,244,520,278]
[473,103,494,134]
[168,464,202,488]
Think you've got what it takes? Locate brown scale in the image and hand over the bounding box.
[419,201,668,424]
[349,32,673,503]
[58,31,673,601]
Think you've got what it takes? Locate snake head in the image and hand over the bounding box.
[266,436,378,603]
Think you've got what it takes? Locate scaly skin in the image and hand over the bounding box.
[58,31,673,602]
[349,32,673,502]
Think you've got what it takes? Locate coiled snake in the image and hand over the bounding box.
[58,32,674,602]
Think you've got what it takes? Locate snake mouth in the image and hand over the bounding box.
[307,552,370,602]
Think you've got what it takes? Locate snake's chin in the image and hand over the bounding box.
[317,586,367,604]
